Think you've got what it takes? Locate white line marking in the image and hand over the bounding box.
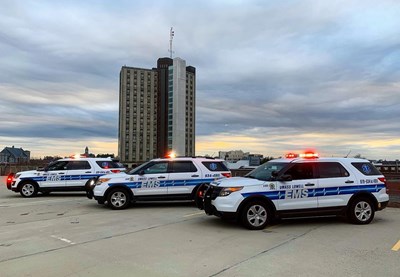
[183,211,204,217]
[51,235,76,245]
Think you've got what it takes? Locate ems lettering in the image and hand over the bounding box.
[285,189,308,199]
[141,180,160,188]
[46,175,61,182]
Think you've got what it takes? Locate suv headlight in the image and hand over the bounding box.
[96,178,111,186]
[219,186,243,197]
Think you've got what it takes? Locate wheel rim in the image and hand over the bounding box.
[354,201,372,222]
[110,191,127,207]
[247,204,267,227]
[22,184,35,196]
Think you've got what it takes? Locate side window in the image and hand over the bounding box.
[284,163,315,180]
[143,162,168,174]
[318,162,349,178]
[170,161,198,173]
[47,161,68,171]
[67,161,92,170]
[351,162,382,176]
[201,162,229,172]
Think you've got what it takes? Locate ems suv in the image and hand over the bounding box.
[87,157,231,209]
[196,153,389,230]
[8,157,125,197]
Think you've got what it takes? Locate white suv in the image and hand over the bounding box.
[87,157,231,209]
[196,154,389,230]
[8,157,125,197]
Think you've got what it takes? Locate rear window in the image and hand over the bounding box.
[96,161,125,169]
[201,161,229,172]
[170,161,198,173]
[351,162,382,176]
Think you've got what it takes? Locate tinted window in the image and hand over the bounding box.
[96,161,125,169]
[202,162,229,172]
[318,162,349,178]
[351,162,381,176]
[46,161,68,171]
[284,163,315,180]
[170,161,197,173]
[67,161,91,170]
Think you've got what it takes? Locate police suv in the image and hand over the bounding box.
[8,157,125,197]
[196,153,389,230]
[87,157,231,209]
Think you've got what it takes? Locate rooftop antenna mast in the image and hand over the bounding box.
[169,27,174,58]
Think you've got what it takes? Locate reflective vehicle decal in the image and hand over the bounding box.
[108,178,215,189]
[241,184,386,200]
[20,174,103,182]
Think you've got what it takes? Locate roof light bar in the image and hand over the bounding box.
[299,152,319,159]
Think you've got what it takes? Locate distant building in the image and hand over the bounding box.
[81,146,95,158]
[219,150,263,166]
[119,57,196,165]
[0,146,30,163]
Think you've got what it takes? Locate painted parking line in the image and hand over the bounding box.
[392,240,400,251]
[183,211,204,217]
[51,235,76,245]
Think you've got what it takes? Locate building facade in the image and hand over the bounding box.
[0,146,30,164]
[119,57,195,164]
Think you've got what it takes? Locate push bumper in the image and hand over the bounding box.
[197,185,237,219]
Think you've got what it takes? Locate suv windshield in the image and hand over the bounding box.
[128,161,152,175]
[245,162,289,181]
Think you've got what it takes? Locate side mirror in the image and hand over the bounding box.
[271,170,279,178]
[139,170,145,176]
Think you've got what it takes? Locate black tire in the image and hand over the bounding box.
[348,197,375,225]
[107,188,131,210]
[193,184,207,210]
[241,201,271,230]
[19,182,38,198]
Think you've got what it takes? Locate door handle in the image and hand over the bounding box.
[85,171,91,173]
[158,176,166,179]
[345,180,354,184]
[304,183,315,187]
[191,174,199,177]
[58,173,65,175]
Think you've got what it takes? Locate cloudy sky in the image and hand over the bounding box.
[1,0,400,160]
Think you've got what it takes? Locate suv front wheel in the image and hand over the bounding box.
[348,197,375,224]
[107,188,131,210]
[20,182,38,198]
[241,201,271,230]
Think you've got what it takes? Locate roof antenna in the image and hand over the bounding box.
[168,27,174,58]
[345,150,351,158]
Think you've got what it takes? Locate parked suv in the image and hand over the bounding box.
[196,153,389,230]
[87,157,231,209]
[8,157,125,197]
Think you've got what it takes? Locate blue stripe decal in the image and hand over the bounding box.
[20,174,103,182]
[241,184,385,199]
[107,178,215,188]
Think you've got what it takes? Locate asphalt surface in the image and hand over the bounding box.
[0,178,399,277]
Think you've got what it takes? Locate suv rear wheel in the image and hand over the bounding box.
[241,201,271,230]
[348,197,375,224]
[107,188,131,210]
